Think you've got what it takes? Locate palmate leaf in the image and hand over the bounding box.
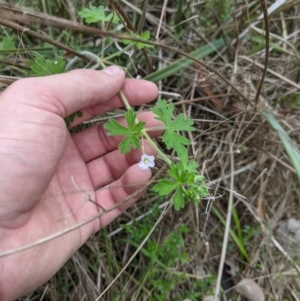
[152,155,207,210]
[78,6,119,24]
[103,118,131,136]
[122,31,154,50]
[103,109,146,154]
[173,186,184,210]
[118,135,140,154]
[151,99,194,155]
[152,178,185,211]
[152,179,181,196]
[178,149,198,173]
[29,56,65,76]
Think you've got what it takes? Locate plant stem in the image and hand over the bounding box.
[119,90,131,110]
[142,130,172,165]
[101,44,133,62]
[101,64,172,165]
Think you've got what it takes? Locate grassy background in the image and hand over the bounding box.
[1,0,300,300]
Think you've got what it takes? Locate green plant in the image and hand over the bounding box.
[198,0,233,28]
[262,111,300,181]
[29,55,65,76]
[104,97,209,210]
[0,36,15,59]
[183,274,216,301]
[122,31,153,50]
[124,215,191,300]
[75,5,209,211]
[78,6,120,24]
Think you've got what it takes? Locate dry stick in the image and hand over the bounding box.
[109,0,135,31]
[0,18,250,105]
[254,0,270,109]
[253,143,296,174]
[155,0,168,40]
[240,55,300,91]
[95,202,170,301]
[174,94,232,106]
[108,0,152,73]
[136,0,148,35]
[0,18,90,62]
[214,141,235,300]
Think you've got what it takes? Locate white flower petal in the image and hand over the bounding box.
[148,160,155,168]
[138,154,155,170]
[138,161,145,168]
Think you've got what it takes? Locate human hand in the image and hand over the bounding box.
[0,66,160,300]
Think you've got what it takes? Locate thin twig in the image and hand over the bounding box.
[215,139,235,299]
[254,0,270,109]
[95,202,170,300]
[0,17,250,104]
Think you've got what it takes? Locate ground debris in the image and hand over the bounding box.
[235,278,264,301]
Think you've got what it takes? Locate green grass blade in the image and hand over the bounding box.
[262,110,300,181]
[232,206,243,244]
[144,38,225,82]
[175,0,183,36]
[212,206,250,262]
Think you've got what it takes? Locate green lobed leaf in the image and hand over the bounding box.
[75,111,83,118]
[29,56,65,76]
[103,119,130,136]
[151,99,194,155]
[78,6,119,24]
[170,113,194,131]
[64,110,84,129]
[152,179,180,196]
[153,159,208,210]
[167,163,181,181]
[103,109,146,154]
[119,135,140,154]
[186,160,199,173]
[122,31,154,50]
[163,131,191,149]
[173,186,184,210]
[125,108,137,129]
[177,149,199,173]
[151,99,173,123]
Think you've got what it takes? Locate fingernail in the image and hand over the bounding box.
[103,66,124,76]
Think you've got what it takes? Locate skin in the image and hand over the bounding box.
[0,66,161,300]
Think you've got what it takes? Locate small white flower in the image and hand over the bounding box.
[138,154,155,170]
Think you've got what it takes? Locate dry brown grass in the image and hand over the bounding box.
[0,0,299,300]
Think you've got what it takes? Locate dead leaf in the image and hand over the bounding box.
[235,278,264,301]
[287,218,300,233]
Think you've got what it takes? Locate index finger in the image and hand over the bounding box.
[4,66,157,118]
[71,77,159,126]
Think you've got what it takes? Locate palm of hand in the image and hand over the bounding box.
[0,68,159,300]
